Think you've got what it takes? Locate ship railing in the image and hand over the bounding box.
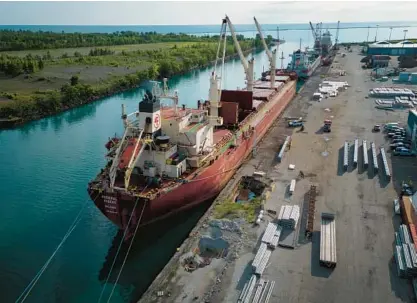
[108,126,135,187]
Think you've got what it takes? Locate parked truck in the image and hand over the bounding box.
[320,213,337,268]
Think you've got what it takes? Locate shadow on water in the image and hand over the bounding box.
[98,199,213,302]
[15,101,99,138]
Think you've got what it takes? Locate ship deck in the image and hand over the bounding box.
[118,138,142,169]
[91,79,296,199]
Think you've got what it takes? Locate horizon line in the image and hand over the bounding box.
[1,21,416,27]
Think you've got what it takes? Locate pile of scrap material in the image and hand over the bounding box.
[180,251,210,272]
[278,205,300,229]
[399,55,417,68]
[394,224,417,277]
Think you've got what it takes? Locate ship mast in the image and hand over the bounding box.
[225,15,254,91]
[254,17,276,87]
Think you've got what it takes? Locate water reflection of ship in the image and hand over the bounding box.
[99,199,212,301]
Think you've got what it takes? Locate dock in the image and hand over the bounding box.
[139,46,416,303]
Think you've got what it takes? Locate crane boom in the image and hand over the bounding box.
[225,15,254,91]
[253,16,276,87]
[335,21,340,50]
[254,17,272,59]
[309,21,316,40]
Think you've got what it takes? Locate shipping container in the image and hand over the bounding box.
[219,102,239,125]
[411,73,417,84]
[401,196,417,225]
[399,72,410,82]
[221,90,253,111]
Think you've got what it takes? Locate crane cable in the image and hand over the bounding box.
[15,192,101,303]
[97,185,148,303]
[105,198,148,303]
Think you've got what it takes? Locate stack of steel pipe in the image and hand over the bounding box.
[252,243,268,271]
[238,274,257,303]
[362,140,368,168]
[277,136,291,163]
[380,147,391,179]
[394,225,417,277]
[353,139,359,167]
[261,223,278,245]
[371,142,378,172]
[399,224,411,244]
[255,249,272,276]
[402,243,414,275]
[260,280,275,303]
[395,245,406,277]
[343,141,349,170]
[278,205,300,229]
[251,279,266,303]
[269,225,283,249]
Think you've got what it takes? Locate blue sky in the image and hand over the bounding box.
[1,1,416,25]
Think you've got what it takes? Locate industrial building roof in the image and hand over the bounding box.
[368,40,417,49]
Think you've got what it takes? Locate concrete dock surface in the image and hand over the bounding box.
[140,47,417,303]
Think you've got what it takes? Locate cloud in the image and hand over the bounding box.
[0,1,416,25]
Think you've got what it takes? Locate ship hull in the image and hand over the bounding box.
[298,55,322,79]
[88,81,297,231]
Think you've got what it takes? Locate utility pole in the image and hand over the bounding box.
[374,25,379,42]
[389,27,393,42]
[403,29,408,47]
[366,26,370,43]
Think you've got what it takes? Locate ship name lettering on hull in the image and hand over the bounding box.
[103,195,119,214]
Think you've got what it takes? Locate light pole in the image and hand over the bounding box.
[403,29,408,47]
[374,25,379,42]
[366,26,370,43]
[389,27,393,42]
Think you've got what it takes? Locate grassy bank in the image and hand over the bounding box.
[0,30,271,128]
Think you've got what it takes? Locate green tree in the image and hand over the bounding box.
[70,75,79,86]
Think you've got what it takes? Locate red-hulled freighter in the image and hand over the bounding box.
[87,16,297,238]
